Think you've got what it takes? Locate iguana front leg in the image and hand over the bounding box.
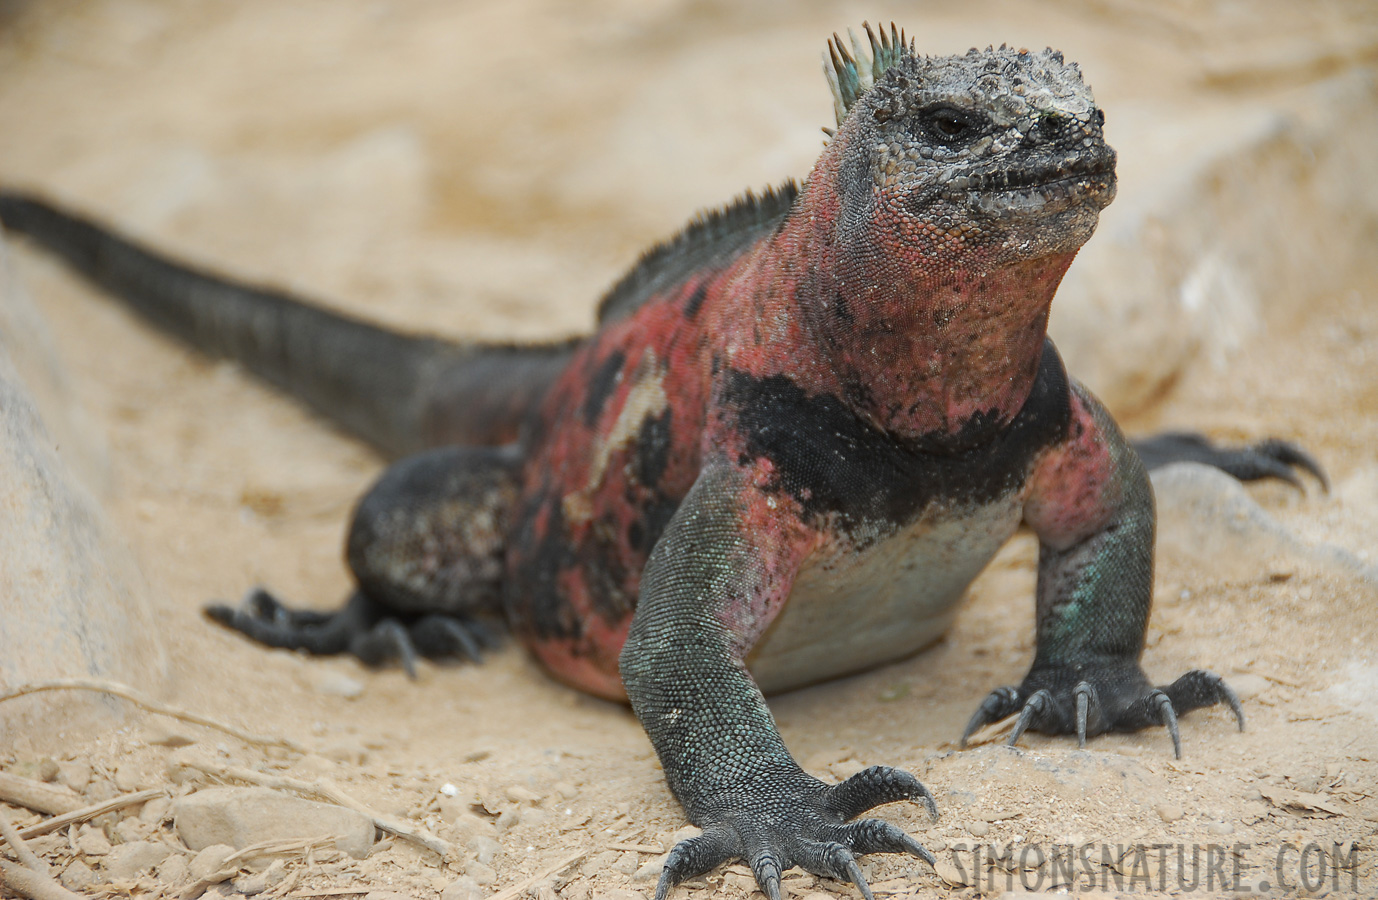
[962,383,1244,757]
[621,462,937,900]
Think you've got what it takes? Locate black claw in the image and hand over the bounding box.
[844,856,874,900]
[751,853,784,900]
[961,685,1021,747]
[1225,682,1246,732]
[657,826,735,900]
[1161,669,1246,734]
[357,619,419,677]
[840,820,937,868]
[436,617,484,662]
[1252,438,1329,491]
[1149,690,1182,759]
[1006,688,1052,748]
[1073,681,1093,749]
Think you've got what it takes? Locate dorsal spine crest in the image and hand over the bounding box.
[823,22,913,127]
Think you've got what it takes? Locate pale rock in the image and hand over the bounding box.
[156,853,191,885]
[76,826,112,856]
[633,857,664,881]
[103,840,173,880]
[189,844,237,881]
[466,860,497,885]
[60,859,102,891]
[472,835,502,865]
[173,786,375,858]
[441,875,485,900]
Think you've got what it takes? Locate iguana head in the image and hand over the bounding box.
[823,25,1116,267]
[781,27,1117,439]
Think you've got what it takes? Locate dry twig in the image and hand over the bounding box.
[0,773,81,817]
[0,859,85,900]
[0,808,48,874]
[16,789,163,841]
[0,678,306,753]
[0,808,82,900]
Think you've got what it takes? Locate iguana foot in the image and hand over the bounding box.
[657,766,938,900]
[1132,432,1328,491]
[961,663,1244,759]
[205,588,501,678]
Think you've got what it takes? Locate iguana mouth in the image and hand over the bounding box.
[959,151,1117,217]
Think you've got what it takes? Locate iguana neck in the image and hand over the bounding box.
[734,146,1077,446]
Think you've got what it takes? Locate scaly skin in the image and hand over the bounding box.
[0,25,1326,900]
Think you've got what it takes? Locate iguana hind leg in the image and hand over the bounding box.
[205,445,518,675]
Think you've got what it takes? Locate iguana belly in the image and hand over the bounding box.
[747,497,1024,694]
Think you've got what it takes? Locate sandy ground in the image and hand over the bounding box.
[1,2,1376,898]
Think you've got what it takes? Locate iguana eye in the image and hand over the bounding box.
[916,106,976,145]
[933,110,966,136]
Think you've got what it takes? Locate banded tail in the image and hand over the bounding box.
[0,192,576,457]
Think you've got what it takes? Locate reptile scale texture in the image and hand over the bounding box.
[0,25,1327,900]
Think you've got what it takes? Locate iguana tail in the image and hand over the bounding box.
[0,192,576,458]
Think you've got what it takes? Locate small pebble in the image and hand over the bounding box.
[38,757,60,782]
[114,763,147,792]
[441,875,485,900]
[139,796,172,826]
[76,826,112,856]
[1207,821,1235,835]
[189,844,237,881]
[113,817,148,843]
[1156,803,1184,822]
[634,858,665,882]
[505,784,543,804]
[967,821,990,837]
[465,860,497,885]
[311,669,365,699]
[472,835,502,866]
[59,761,92,793]
[60,859,101,891]
[103,840,173,881]
[156,854,191,885]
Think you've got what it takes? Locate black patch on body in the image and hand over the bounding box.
[722,340,1072,529]
[682,282,709,320]
[582,350,626,426]
[633,408,673,487]
[505,488,581,640]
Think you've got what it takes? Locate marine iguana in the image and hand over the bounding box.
[0,25,1325,900]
